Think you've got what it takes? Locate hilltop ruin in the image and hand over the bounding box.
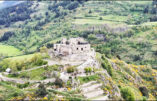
[54,37,91,56]
[53,37,95,61]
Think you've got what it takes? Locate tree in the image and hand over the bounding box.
[151,0,157,14]
[0,31,15,42]
[99,17,103,20]
[88,34,97,41]
[154,51,157,56]
[45,12,49,16]
[40,46,48,53]
[88,10,92,13]
[66,1,79,10]
[143,6,149,13]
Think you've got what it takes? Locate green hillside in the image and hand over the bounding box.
[0,1,156,100]
[0,1,156,67]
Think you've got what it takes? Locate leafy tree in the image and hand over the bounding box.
[99,17,103,20]
[0,31,15,42]
[66,1,79,10]
[143,6,149,13]
[88,34,97,41]
[88,10,92,13]
[40,46,48,53]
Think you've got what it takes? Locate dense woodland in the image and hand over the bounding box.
[0,1,34,27]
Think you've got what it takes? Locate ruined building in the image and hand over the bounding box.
[54,37,91,56]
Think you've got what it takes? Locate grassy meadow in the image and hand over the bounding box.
[0,44,22,56]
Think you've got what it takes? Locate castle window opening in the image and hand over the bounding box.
[77,48,79,50]
[81,48,83,51]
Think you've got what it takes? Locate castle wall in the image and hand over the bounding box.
[54,43,91,55]
[53,38,91,56]
[72,44,90,54]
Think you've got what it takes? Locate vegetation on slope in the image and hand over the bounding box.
[0,53,47,72]
[0,1,156,67]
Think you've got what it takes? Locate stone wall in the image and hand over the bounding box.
[54,43,91,55]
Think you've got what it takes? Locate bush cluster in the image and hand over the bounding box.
[0,53,47,72]
[67,66,76,73]
[120,87,135,101]
[101,55,113,76]
[84,67,92,73]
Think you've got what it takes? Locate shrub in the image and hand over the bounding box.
[84,67,92,73]
[31,53,47,66]
[19,72,30,79]
[54,78,64,87]
[142,96,147,101]
[101,55,113,76]
[17,82,30,88]
[139,86,149,98]
[8,72,19,77]
[36,83,47,97]
[120,87,135,101]
[12,92,19,97]
[67,66,75,73]
[99,17,103,20]
[42,61,48,65]
[88,10,92,13]
[78,75,99,83]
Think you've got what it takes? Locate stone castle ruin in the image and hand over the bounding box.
[54,37,91,56]
[53,37,95,61]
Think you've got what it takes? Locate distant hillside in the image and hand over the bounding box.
[0,1,23,10]
[0,1,156,67]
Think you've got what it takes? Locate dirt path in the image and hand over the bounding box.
[0,73,55,84]
[0,59,82,84]
[18,65,47,73]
